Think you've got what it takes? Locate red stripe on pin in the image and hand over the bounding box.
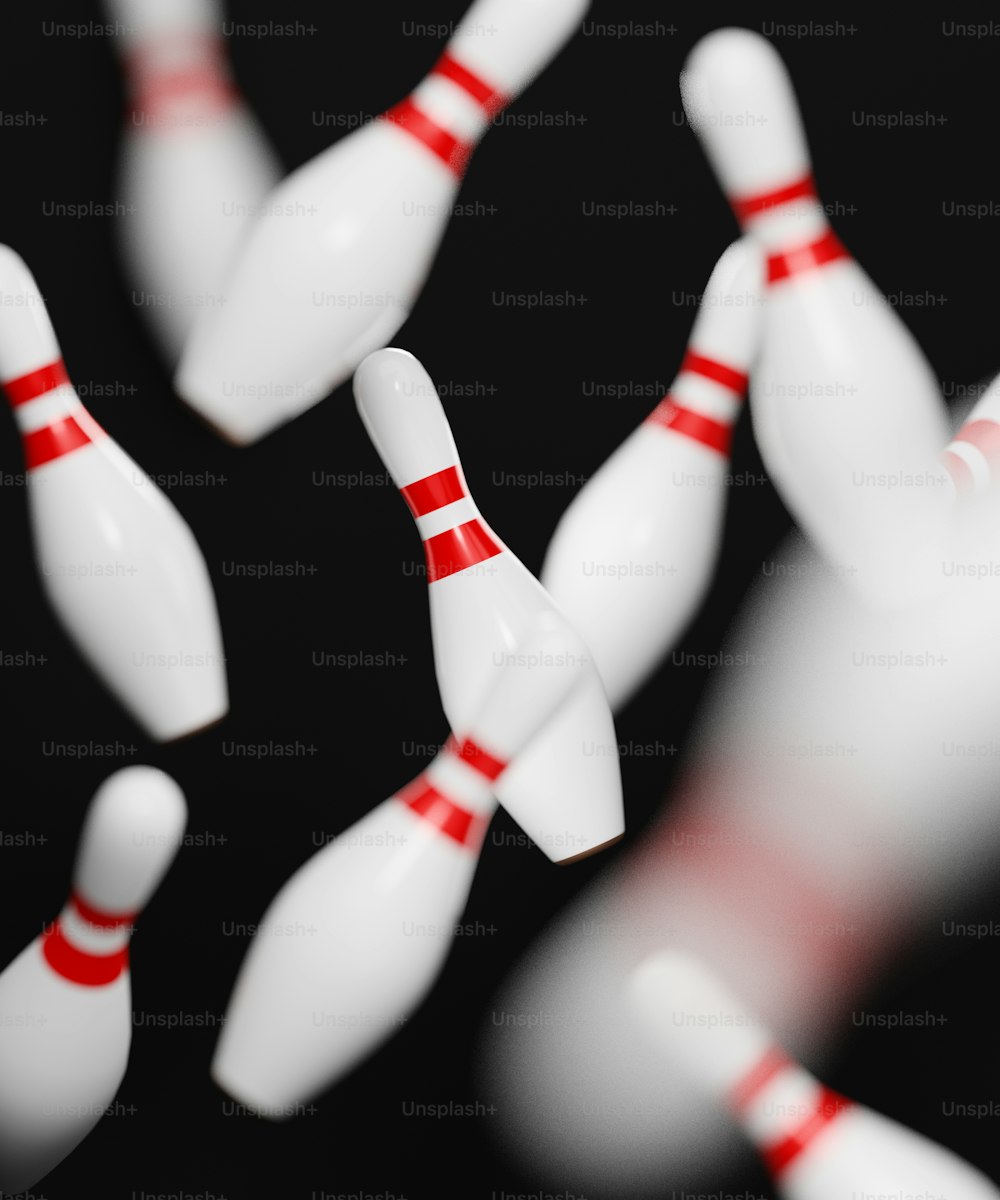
[401,466,467,517]
[681,351,749,395]
[22,415,101,470]
[731,173,818,223]
[4,359,71,407]
[729,1045,792,1114]
[40,893,135,987]
[382,97,472,177]
[71,891,136,931]
[768,229,850,284]
[397,778,487,848]
[447,736,507,781]
[432,53,508,117]
[953,419,1000,462]
[763,1086,853,1176]
[646,397,734,456]
[424,519,502,582]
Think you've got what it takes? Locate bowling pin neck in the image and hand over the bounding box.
[117,33,237,124]
[41,891,136,987]
[681,29,840,254]
[382,0,588,178]
[398,740,500,853]
[441,0,589,103]
[645,237,763,454]
[726,1045,852,1176]
[0,246,105,465]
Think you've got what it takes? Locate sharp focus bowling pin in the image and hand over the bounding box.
[105,0,282,364]
[0,245,228,740]
[681,28,951,607]
[0,767,187,1192]
[213,615,589,1114]
[175,0,590,445]
[541,238,764,710]
[627,951,1000,1198]
[354,348,623,862]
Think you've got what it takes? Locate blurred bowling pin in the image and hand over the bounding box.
[0,245,228,740]
[106,0,281,363]
[355,348,623,862]
[479,517,1000,1192]
[541,238,764,709]
[176,0,590,444]
[627,951,999,1198]
[213,616,592,1114]
[0,767,187,1192]
[682,28,950,607]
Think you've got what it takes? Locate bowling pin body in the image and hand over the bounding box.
[0,767,187,1192]
[0,245,227,740]
[682,29,950,606]
[213,617,592,1112]
[106,0,281,364]
[541,238,764,709]
[627,951,999,1199]
[176,0,589,444]
[355,349,623,862]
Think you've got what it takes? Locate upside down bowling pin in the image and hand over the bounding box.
[0,767,187,1192]
[541,238,764,710]
[354,348,623,862]
[176,0,590,444]
[105,0,281,363]
[627,951,999,1198]
[213,616,590,1114]
[682,28,951,607]
[0,245,228,740]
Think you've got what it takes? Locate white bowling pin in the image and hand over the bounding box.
[175,0,590,444]
[105,0,281,364]
[0,766,187,1192]
[213,615,592,1114]
[541,237,764,710]
[0,245,228,741]
[627,951,999,1198]
[354,348,623,862]
[682,29,951,607]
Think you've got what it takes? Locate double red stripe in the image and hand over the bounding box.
[397,777,490,848]
[3,358,104,468]
[943,419,1000,493]
[41,892,136,987]
[645,352,746,456]
[729,1046,852,1177]
[382,52,507,178]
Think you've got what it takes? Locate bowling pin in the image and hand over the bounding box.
[213,615,589,1114]
[943,373,1000,497]
[354,348,623,862]
[0,766,187,1192]
[682,28,951,607]
[541,238,764,710]
[176,0,590,444]
[627,950,999,1198]
[105,0,282,364]
[0,245,228,740]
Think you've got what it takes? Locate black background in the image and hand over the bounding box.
[1,3,999,1197]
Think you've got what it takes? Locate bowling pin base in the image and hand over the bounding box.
[210,1061,296,1122]
[557,833,624,865]
[178,395,260,448]
[159,707,228,744]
